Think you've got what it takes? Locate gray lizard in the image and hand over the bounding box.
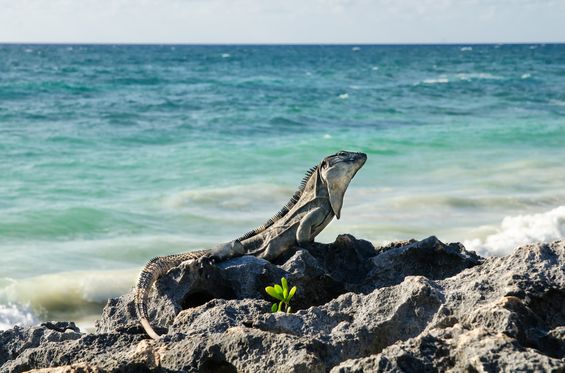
[135,151,367,339]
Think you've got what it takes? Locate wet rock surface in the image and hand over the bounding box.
[1,235,564,372]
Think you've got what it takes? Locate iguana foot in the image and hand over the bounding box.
[195,253,217,269]
[208,240,245,262]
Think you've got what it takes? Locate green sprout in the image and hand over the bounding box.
[265,277,297,313]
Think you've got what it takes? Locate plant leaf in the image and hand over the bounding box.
[288,286,297,300]
[281,277,288,292]
[271,303,278,313]
[278,301,283,312]
[274,284,283,296]
[283,288,289,300]
[266,286,283,300]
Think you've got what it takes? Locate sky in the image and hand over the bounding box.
[0,0,564,44]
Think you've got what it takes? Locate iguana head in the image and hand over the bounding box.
[319,151,367,219]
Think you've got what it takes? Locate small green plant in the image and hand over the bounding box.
[265,277,297,313]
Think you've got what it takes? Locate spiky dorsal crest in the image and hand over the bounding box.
[237,164,319,241]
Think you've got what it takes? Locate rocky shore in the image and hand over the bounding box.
[1,235,564,372]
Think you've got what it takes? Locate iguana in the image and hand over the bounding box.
[135,151,367,339]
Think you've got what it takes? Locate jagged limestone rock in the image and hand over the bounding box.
[1,236,563,373]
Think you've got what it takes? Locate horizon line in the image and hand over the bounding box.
[1,41,564,46]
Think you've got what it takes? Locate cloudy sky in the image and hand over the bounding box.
[0,0,564,44]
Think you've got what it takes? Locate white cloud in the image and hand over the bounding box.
[0,0,563,43]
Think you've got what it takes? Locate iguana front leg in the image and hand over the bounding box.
[295,207,329,244]
[198,240,246,265]
[257,207,328,260]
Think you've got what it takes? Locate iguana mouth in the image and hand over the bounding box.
[326,150,367,167]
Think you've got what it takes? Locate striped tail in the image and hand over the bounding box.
[135,251,207,339]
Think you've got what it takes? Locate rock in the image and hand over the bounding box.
[1,236,564,372]
[331,325,565,373]
[368,235,483,289]
[25,362,101,373]
[0,322,81,367]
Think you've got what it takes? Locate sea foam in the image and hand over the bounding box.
[0,303,37,331]
[422,77,449,84]
[420,72,502,85]
[464,206,565,257]
[0,269,138,331]
[1,269,138,307]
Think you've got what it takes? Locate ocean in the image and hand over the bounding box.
[1,44,564,331]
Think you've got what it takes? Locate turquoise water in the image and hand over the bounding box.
[1,44,564,329]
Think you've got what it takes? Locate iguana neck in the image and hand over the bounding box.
[239,168,330,251]
[236,164,319,242]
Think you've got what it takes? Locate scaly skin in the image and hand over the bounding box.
[135,251,207,340]
[135,151,367,339]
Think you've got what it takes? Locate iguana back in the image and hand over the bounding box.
[236,165,318,241]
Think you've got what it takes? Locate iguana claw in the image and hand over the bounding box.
[196,254,216,269]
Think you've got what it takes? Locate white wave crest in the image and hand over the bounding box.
[0,303,37,331]
[456,72,502,81]
[1,269,138,307]
[550,99,565,107]
[464,206,565,257]
[423,77,449,84]
[419,72,503,86]
[0,269,139,331]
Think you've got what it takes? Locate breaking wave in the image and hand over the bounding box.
[0,303,37,331]
[464,206,565,257]
[0,269,138,331]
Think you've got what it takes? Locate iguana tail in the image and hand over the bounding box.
[135,251,207,340]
